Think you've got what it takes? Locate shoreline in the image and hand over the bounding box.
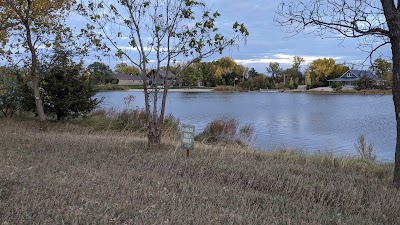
[128,88,214,92]
[100,86,392,95]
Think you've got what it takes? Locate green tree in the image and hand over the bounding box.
[292,56,305,72]
[115,63,140,76]
[41,50,100,120]
[282,56,305,85]
[180,65,202,88]
[79,0,248,148]
[276,0,400,188]
[266,62,282,82]
[0,66,24,117]
[288,77,295,89]
[248,68,259,78]
[370,58,392,78]
[197,62,215,87]
[88,62,113,84]
[355,76,375,91]
[304,69,312,87]
[370,57,392,85]
[0,0,76,130]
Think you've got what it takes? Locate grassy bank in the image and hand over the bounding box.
[290,88,392,95]
[1,119,400,224]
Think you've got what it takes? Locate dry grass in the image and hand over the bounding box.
[1,119,400,224]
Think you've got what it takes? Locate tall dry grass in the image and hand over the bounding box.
[196,118,254,146]
[0,119,399,224]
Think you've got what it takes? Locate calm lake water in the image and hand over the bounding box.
[96,91,396,162]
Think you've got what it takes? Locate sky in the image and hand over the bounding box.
[74,0,392,73]
[203,0,391,72]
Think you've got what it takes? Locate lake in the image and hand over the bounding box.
[96,91,396,162]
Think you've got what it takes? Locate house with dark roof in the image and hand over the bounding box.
[328,70,381,86]
[146,69,177,87]
[111,73,143,85]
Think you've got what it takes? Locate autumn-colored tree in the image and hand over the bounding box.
[212,64,224,85]
[78,0,248,147]
[115,63,141,76]
[234,64,246,82]
[0,0,75,130]
[216,57,236,74]
[307,58,336,85]
[215,57,243,85]
[332,63,350,79]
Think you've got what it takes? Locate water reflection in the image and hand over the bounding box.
[96,91,395,162]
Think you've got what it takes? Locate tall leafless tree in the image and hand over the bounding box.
[276,0,400,188]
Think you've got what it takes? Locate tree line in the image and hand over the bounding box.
[90,54,392,91]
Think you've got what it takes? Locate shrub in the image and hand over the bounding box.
[213,85,237,92]
[0,68,24,117]
[355,135,375,161]
[93,84,128,91]
[87,103,180,136]
[355,76,376,90]
[196,118,254,145]
[331,82,343,90]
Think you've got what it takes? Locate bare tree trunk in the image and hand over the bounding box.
[25,20,46,131]
[391,36,400,188]
[31,73,47,130]
[148,122,161,149]
[383,0,400,188]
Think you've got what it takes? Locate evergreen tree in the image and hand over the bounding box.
[40,50,101,120]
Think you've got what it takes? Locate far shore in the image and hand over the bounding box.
[94,84,392,95]
[128,88,214,92]
[125,87,391,95]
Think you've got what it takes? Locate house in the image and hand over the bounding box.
[111,73,143,85]
[146,69,177,87]
[328,70,381,86]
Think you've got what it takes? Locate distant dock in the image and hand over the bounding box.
[259,88,283,93]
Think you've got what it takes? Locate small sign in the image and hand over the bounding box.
[181,124,195,151]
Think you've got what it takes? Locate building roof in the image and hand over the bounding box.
[327,70,379,82]
[112,73,142,80]
[348,70,374,79]
[147,69,177,79]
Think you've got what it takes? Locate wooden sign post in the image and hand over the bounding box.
[181,124,195,158]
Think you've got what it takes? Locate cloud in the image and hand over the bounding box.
[235,54,342,67]
[118,46,169,52]
[64,0,390,73]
